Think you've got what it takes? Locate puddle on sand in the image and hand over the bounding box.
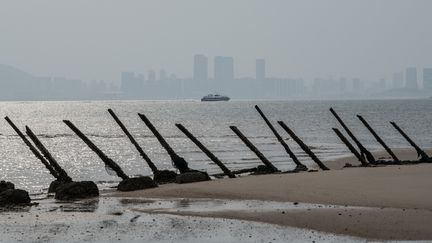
[0,197,366,242]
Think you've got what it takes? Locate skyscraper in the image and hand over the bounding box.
[423,68,432,89]
[159,69,167,81]
[214,56,234,81]
[256,59,265,81]
[193,54,208,81]
[148,69,156,81]
[392,72,404,89]
[405,67,418,90]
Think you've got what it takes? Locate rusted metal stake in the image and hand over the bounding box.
[4,117,60,180]
[277,121,330,170]
[26,126,73,182]
[63,120,129,180]
[390,121,430,162]
[255,105,306,169]
[332,128,368,166]
[108,109,159,173]
[175,123,236,178]
[329,107,376,164]
[212,167,257,177]
[138,113,191,173]
[230,126,279,173]
[357,115,400,162]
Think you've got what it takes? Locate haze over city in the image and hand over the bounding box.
[1,0,432,100]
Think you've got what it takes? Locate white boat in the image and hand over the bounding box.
[201,94,230,102]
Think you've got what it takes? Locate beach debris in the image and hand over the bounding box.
[0,181,31,205]
[25,126,73,183]
[332,128,368,166]
[138,113,192,174]
[277,121,330,170]
[175,123,236,178]
[55,181,99,200]
[108,109,177,184]
[390,121,430,162]
[64,120,130,180]
[25,126,102,198]
[211,167,258,177]
[153,170,178,184]
[357,115,400,162]
[253,165,276,175]
[117,176,157,191]
[138,113,211,183]
[108,109,158,172]
[0,180,14,192]
[329,108,376,164]
[63,120,158,191]
[5,117,72,193]
[230,126,279,173]
[255,105,307,171]
[175,171,211,184]
[5,117,60,180]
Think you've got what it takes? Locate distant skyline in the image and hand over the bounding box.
[1,0,431,83]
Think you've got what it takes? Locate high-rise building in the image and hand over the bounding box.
[392,72,404,89]
[339,78,347,93]
[353,78,362,92]
[121,71,134,92]
[256,59,265,81]
[379,78,386,90]
[214,56,234,81]
[159,69,167,81]
[121,71,143,96]
[405,67,418,89]
[193,54,208,81]
[423,68,432,89]
[148,69,156,81]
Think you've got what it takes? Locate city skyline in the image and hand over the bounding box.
[1,53,431,101]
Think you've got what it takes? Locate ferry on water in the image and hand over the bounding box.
[201,94,230,102]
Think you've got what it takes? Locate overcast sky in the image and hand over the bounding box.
[0,0,431,83]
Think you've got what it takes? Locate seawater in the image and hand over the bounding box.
[0,99,431,193]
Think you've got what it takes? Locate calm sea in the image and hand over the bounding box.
[0,99,431,194]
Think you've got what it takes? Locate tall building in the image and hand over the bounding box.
[392,72,404,89]
[193,54,208,81]
[159,69,167,81]
[256,59,265,81]
[379,78,386,90]
[353,78,362,92]
[405,67,418,89]
[214,56,234,81]
[121,71,143,96]
[423,68,432,89]
[148,69,156,81]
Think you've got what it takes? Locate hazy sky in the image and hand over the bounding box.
[0,0,431,83]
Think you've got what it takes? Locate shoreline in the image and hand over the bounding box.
[112,148,432,209]
[1,148,431,241]
[108,148,432,240]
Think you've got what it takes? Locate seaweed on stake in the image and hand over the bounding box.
[63,120,158,191]
[137,113,210,184]
[255,105,308,171]
[278,121,330,171]
[108,109,177,184]
[230,126,279,174]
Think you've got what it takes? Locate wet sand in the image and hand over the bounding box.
[1,148,431,241]
[114,149,432,210]
[112,148,432,240]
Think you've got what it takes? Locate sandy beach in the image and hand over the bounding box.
[111,148,432,240]
[1,148,432,241]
